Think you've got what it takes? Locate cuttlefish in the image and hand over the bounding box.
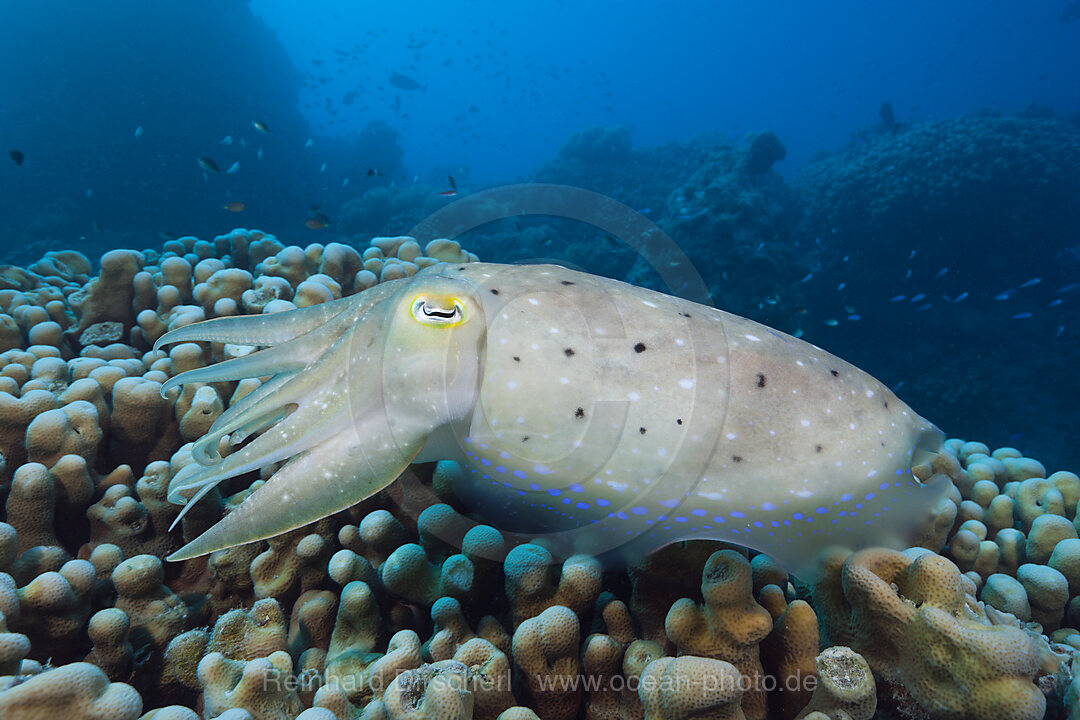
[157,262,946,573]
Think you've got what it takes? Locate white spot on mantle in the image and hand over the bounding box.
[678,378,695,389]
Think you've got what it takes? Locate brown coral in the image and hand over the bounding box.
[664,550,772,720]
[813,548,1047,720]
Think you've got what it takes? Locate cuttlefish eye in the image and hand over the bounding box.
[410,295,466,327]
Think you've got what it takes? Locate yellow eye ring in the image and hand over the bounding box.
[410,296,466,327]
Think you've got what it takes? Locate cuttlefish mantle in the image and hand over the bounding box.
[156,262,946,573]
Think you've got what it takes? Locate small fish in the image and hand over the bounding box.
[910,293,926,302]
[253,120,271,134]
[220,135,233,145]
[1048,298,1063,307]
[91,219,104,234]
[909,249,917,259]
[304,138,313,148]
[305,212,331,230]
[1055,283,1079,294]
[637,208,651,215]
[905,269,912,278]
[240,138,247,148]
[389,71,424,91]
[257,148,264,160]
[935,267,949,278]
[792,328,804,338]
[134,126,143,139]
[837,282,845,291]
[9,149,24,166]
[995,289,1015,301]
[847,314,861,321]
[890,295,905,302]
[1056,325,1065,337]
[916,303,932,311]
[1012,312,1032,319]
[320,163,327,173]
[892,380,904,391]
[438,190,458,197]
[823,318,839,327]
[1019,278,1042,288]
[342,177,350,187]
[367,168,382,177]
[799,273,813,283]
[226,161,240,174]
[198,156,223,174]
[953,292,968,302]
[448,175,458,191]
[223,201,246,212]
[793,306,808,315]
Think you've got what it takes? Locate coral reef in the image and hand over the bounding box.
[0,230,1075,720]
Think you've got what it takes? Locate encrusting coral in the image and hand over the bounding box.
[0,230,1075,720]
[813,547,1049,720]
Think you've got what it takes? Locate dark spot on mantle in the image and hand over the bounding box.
[639,427,647,435]
[574,407,585,418]
[513,356,520,362]
[732,455,743,463]
[634,342,647,353]
[756,373,766,388]
[561,280,575,285]
[490,288,500,295]
[522,436,530,442]
[676,418,683,425]
[815,445,823,453]
[830,369,839,377]
[564,348,574,357]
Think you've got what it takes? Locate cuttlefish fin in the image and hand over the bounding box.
[166,429,423,561]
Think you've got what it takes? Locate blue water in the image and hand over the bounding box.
[1,0,1078,470]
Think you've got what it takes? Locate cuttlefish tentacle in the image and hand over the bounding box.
[159,346,307,396]
[160,288,399,463]
[204,371,297,438]
[167,420,424,560]
[158,286,397,393]
[153,283,397,350]
[165,273,484,561]
[167,310,375,500]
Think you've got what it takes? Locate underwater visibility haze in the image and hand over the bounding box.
[0,1,1079,719]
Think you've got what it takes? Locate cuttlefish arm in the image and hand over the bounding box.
[153,283,398,350]
[163,272,486,561]
[157,282,404,465]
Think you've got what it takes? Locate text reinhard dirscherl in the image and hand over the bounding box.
[260,667,820,696]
